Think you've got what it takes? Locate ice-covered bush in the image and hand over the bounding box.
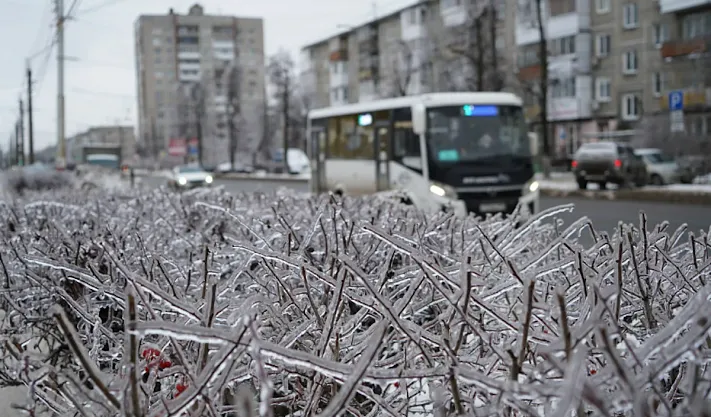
[2,166,74,195]
[0,185,710,416]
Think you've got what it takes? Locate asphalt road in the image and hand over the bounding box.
[140,175,710,240]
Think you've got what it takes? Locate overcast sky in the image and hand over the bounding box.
[0,0,416,153]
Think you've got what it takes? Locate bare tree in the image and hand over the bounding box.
[390,41,415,96]
[220,62,241,169]
[437,0,505,92]
[534,0,551,176]
[268,50,295,172]
[268,50,310,166]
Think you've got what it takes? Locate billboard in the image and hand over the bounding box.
[168,138,186,156]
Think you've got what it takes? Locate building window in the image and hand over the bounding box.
[596,0,610,13]
[623,50,638,74]
[621,94,640,120]
[153,37,162,46]
[652,72,664,96]
[653,23,668,47]
[681,13,710,40]
[623,3,638,29]
[551,35,576,55]
[552,77,575,98]
[595,77,611,101]
[596,34,610,57]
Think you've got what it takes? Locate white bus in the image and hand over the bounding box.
[306,92,540,217]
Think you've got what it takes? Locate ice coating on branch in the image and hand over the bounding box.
[0,185,709,416]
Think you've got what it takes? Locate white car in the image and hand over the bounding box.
[168,165,213,189]
[634,148,682,185]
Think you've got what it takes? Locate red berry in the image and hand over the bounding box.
[176,383,188,396]
[159,360,172,369]
[393,382,399,388]
[589,369,597,375]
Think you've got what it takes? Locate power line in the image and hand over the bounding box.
[73,0,130,15]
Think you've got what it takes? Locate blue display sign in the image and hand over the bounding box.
[438,149,459,161]
[462,105,498,116]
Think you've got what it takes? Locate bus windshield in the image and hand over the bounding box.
[426,105,530,163]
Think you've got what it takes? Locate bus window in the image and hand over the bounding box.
[393,127,422,173]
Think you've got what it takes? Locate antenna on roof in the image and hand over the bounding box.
[372,2,377,19]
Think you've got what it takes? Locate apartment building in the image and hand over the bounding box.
[589,0,664,135]
[653,0,711,154]
[299,0,512,108]
[134,4,266,167]
[515,0,594,157]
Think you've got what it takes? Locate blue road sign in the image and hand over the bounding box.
[669,90,684,111]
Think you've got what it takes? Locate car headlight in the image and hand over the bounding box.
[205,175,213,183]
[429,181,457,199]
[178,177,187,185]
[523,179,539,194]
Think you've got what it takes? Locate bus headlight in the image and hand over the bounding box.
[527,180,539,193]
[178,177,187,186]
[429,182,457,199]
[205,175,213,184]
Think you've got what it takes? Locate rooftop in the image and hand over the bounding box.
[301,0,427,50]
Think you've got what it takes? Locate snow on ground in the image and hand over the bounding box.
[536,172,711,193]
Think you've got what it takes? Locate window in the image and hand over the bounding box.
[596,34,610,57]
[408,8,417,24]
[548,0,576,16]
[552,77,576,98]
[596,0,610,13]
[681,12,711,39]
[551,35,576,55]
[623,3,638,29]
[595,77,611,101]
[653,23,668,47]
[623,50,638,74]
[153,37,162,46]
[621,94,640,120]
[652,72,664,96]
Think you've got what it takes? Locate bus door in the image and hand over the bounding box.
[310,126,327,193]
[374,121,391,192]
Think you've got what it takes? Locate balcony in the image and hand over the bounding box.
[660,36,709,59]
[659,0,711,14]
[517,65,541,82]
[329,49,348,61]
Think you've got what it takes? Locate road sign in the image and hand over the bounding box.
[187,138,198,155]
[669,90,684,111]
[670,110,685,132]
[559,126,566,141]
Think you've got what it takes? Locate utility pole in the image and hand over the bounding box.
[27,61,35,164]
[14,121,20,166]
[534,0,551,177]
[18,98,24,166]
[55,0,66,169]
[282,72,290,173]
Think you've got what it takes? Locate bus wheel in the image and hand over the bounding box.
[333,188,344,197]
[400,195,413,205]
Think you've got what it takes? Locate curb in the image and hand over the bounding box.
[215,173,309,182]
[540,187,711,206]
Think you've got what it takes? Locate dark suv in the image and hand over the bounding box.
[572,142,647,189]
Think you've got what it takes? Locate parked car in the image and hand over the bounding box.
[571,142,647,189]
[167,165,213,190]
[633,148,682,185]
[216,162,254,174]
[286,148,310,175]
[677,155,709,184]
